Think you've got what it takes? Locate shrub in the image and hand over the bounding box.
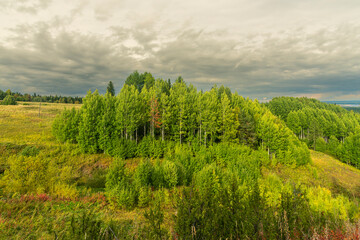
[52,108,80,143]
[315,137,327,152]
[162,161,178,188]
[20,146,40,157]
[105,159,138,209]
[135,159,154,187]
[111,139,137,159]
[138,187,152,207]
[1,95,17,105]
[0,154,76,196]
[141,201,169,239]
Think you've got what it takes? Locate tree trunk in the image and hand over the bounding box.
[162,125,164,141]
[162,109,165,141]
[204,131,207,147]
[180,111,182,145]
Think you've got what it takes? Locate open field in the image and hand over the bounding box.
[0,102,80,145]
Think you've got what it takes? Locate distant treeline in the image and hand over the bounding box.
[0,89,82,104]
[267,97,360,168]
[344,107,360,113]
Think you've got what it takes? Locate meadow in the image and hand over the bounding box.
[0,102,161,239]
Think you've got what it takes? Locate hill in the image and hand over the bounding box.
[0,84,359,239]
[266,96,360,168]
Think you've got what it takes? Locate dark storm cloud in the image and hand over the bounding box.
[1,17,360,99]
[139,25,360,99]
[0,23,138,96]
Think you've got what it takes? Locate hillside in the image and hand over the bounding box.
[266,96,360,168]
[263,150,360,199]
[311,151,360,197]
[0,92,359,239]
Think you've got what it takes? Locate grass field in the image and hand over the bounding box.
[0,102,178,239]
[0,102,359,238]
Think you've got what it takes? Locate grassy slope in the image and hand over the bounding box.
[311,150,360,198]
[263,150,360,199]
[0,102,175,238]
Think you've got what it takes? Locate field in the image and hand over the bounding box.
[0,102,176,239]
[1,102,360,239]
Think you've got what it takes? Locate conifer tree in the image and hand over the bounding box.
[107,81,115,96]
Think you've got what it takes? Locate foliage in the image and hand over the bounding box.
[0,88,82,103]
[142,201,169,239]
[107,81,115,96]
[52,74,310,166]
[2,74,360,239]
[267,96,360,168]
[1,94,17,105]
[19,145,40,157]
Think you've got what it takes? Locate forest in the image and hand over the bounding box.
[0,72,360,239]
[267,97,360,168]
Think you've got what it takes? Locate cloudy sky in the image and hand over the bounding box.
[1,0,360,100]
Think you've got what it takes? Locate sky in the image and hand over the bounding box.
[1,0,360,100]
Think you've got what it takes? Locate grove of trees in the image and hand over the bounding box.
[53,74,310,166]
[267,97,360,168]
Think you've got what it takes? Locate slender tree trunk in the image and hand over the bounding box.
[204,131,207,147]
[307,128,309,139]
[162,110,165,141]
[180,110,182,144]
[136,129,138,143]
[199,117,202,143]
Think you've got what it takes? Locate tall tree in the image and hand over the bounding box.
[78,90,104,153]
[99,92,117,152]
[107,81,115,96]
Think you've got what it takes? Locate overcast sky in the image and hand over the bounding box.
[1,0,360,100]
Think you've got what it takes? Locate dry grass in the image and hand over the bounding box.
[311,150,360,198]
[263,150,360,198]
[0,102,81,146]
[0,102,177,238]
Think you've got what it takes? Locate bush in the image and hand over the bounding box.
[0,154,76,196]
[141,201,169,239]
[135,159,154,187]
[52,108,80,143]
[138,187,152,207]
[315,137,327,152]
[20,146,40,157]
[1,95,17,105]
[162,161,178,188]
[105,159,138,209]
[111,139,137,159]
